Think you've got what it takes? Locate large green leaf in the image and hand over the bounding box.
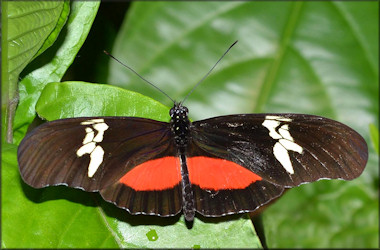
[12,1,100,144]
[108,2,379,248]
[36,81,170,122]
[369,123,379,155]
[2,1,68,143]
[1,144,120,248]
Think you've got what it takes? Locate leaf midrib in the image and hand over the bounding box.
[253,1,304,114]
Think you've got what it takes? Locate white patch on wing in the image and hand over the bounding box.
[76,118,109,178]
[262,115,303,174]
[265,115,292,122]
[279,139,303,153]
[88,146,104,177]
[76,142,96,157]
[82,128,94,144]
[273,143,294,174]
[80,118,105,125]
[278,126,293,141]
[85,127,93,133]
[262,120,282,139]
[92,123,109,142]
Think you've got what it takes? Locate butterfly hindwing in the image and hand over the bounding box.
[100,153,183,217]
[182,137,283,217]
[100,181,183,217]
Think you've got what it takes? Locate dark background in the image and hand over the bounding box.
[63,2,130,83]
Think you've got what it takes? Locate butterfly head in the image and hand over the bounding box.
[170,102,189,120]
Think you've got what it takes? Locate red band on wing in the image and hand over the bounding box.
[187,156,262,190]
[119,156,181,191]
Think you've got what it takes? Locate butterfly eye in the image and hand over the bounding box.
[169,108,175,117]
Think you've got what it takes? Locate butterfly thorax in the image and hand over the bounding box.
[170,103,191,148]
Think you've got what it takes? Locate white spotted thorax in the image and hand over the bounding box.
[170,104,190,147]
[262,115,303,174]
[76,118,109,177]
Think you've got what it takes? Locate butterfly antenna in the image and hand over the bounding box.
[104,50,175,103]
[181,40,238,104]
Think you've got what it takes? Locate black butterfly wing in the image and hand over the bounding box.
[18,117,182,217]
[18,113,368,218]
[189,113,368,216]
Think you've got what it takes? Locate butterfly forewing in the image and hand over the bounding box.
[191,113,368,188]
[18,117,170,189]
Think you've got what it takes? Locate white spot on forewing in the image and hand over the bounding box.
[265,115,280,120]
[278,126,293,141]
[262,115,303,175]
[80,118,105,125]
[279,139,303,153]
[80,121,93,125]
[262,119,280,128]
[85,127,93,133]
[92,123,109,142]
[273,143,294,174]
[76,142,96,157]
[92,118,105,123]
[77,119,109,178]
[281,124,289,130]
[82,130,95,144]
[278,117,292,122]
[93,122,109,132]
[93,131,105,142]
[88,146,104,177]
[265,115,292,122]
[262,120,282,139]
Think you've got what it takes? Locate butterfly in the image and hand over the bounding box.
[17,42,368,222]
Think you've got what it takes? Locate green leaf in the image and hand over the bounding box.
[108,1,379,248]
[1,144,120,248]
[32,1,71,61]
[13,1,100,144]
[2,1,67,143]
[263,180,379,248]
[36,81,170,122]
[369,124,379,155]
